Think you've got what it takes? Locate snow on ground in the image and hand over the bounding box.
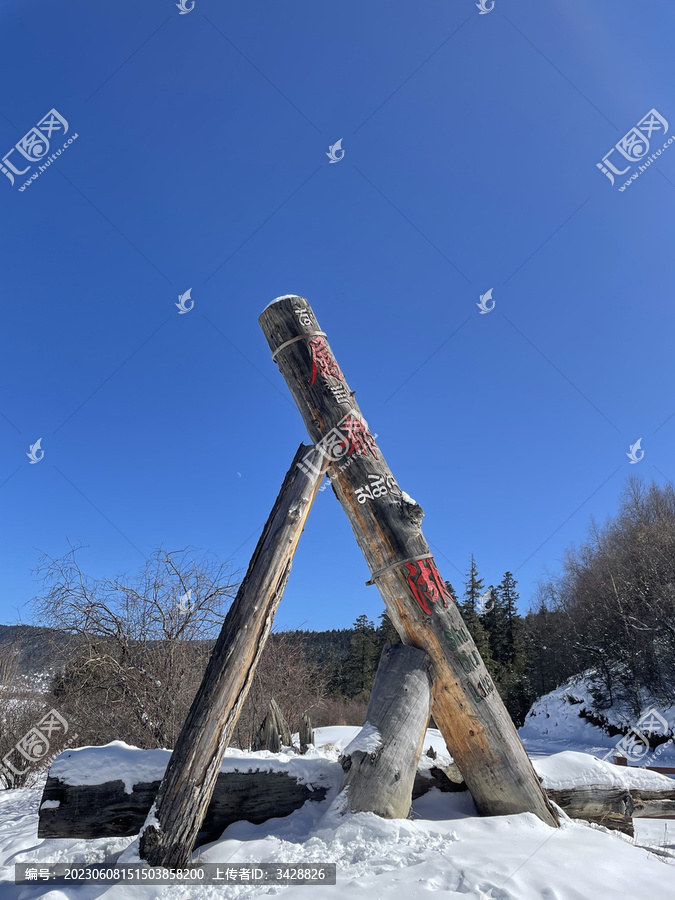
[1,727,674,899]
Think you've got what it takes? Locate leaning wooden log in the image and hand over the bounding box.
[140,443,327,868]
[259,296,559,828]
[271,698,293,747]
[252,711,281,753]
[339,643,433,818]
[39,770,329,843]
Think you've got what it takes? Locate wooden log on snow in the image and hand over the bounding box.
[140,443,327,868]
[38,756,675,841]
[38,771,327,843]
[631,798,675,818]
[339,643,433,818]
[259,296,559,828]
[546,786,634,835]
[412,766,467,798]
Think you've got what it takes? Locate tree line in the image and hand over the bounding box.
[319,560,548,726]
[316,478,675,724]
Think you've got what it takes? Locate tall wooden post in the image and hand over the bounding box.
[140,443,327,868]
[259,296,558,828]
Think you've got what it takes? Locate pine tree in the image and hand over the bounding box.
[341,615,380,699]
[376,610,401,649]
[463,555,485,614]
[459,556,497,676]
[444,581,458,605]
[486,572,531,725]
[499,572,520,666]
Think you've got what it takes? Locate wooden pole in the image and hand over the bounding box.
[259,296,558,827]
[339,643,433,818]
[140,443,327,867]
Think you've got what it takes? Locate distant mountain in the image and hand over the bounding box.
[0,624,77,679]
[0,624,356,687]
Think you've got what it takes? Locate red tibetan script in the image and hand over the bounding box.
[309,335,343,385]
[340,413,378,460]
[405,558,452,616]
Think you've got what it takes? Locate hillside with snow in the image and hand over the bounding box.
[519,672,675,765]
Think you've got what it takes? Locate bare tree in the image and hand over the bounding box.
[31,546,239,749]
[542,477,675,713]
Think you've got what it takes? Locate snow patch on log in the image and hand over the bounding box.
[48,742,340,795]
[342,722,382,756]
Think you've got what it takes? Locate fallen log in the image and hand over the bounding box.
[259,296,559,828]
[631,798,675,818]
[339,643,433,817]
[140,443,327,867]
[38,770,328,843]
[38,749,675,841]
[546,786,634,836]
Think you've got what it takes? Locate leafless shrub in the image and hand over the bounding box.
[310,696,368,729]
[31,546,238,749]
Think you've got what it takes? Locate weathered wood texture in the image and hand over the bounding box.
[252,699,293,752]
[259,296,558,828]
[140,444,327,868]
[39,772,326,842]
[339,643,433,817]
[546,786,635,835]
[299,713,314,754]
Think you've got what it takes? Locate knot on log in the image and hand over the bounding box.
[400,495,424,526]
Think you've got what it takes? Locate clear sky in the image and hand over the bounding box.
[1,0,673,631]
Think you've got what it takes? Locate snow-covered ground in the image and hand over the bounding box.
[1,726,674,899]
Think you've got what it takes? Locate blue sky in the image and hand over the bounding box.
[0,0,673,631]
